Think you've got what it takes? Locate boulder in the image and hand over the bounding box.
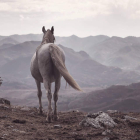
[0,98,10,105]
[80,111,117,129]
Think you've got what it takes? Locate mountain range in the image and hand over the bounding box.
[1,34,140,71]
[0,39,139,89]
[69,82,140,112]
[1,33,140,112]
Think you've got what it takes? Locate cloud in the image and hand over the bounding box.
[19,15,30,21]
[0,0,140,22]
[0,0,140,37]
[0,0,111,20]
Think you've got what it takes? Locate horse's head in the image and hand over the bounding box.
[41,26,55,44]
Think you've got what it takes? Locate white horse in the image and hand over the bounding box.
[30,26,81,122]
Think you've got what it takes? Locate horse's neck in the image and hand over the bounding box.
[41,38,50,45]
[36,39,51,56]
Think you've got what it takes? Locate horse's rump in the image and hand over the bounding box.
[49,44,81,91]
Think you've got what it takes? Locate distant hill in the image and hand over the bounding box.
[0,43,14,49]
[69,82,140,112]
[0,41,40,67]
[0,34,42,44]
[55,35,109,51]
[1,34,140,72]
[0,35,6,41]
[9,34,43,43]
[3,34,140,70]
[0,37,19,46]
[86,36,140,70]
[1,34,109,51]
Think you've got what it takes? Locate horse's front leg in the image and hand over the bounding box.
[43,79,52,122]
[35,80,43,114]
[53,77,61,121]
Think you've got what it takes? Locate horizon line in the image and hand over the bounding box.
[0,33,140,39]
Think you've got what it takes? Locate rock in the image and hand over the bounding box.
[0,115,8,119]
[13,119,26,124]
[95,112,117,128]
[12,129,26,134]
[19,131,26,134]
[103,137,110,140]
[0,104,10,110]
[79,117,103,129]
[12,129,18,132]
[20,106,30,111]
[80,112,117,129]
[124,115,137,121]
[127,119,140,126]
[54,125,62,129]
[12,109,17,112]
[102,129,111,136]
[8,125,13,128]
[72,110,79,112]
[87,111,103,118]
[68,109,79,113]
[0,98,10,105]
[107,110,118,114]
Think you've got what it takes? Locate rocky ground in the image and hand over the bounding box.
[1,99,140,140]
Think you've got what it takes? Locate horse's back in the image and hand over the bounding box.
[38,43,65,63]
[38,43,65,59]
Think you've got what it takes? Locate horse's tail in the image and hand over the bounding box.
[49,45,82,91]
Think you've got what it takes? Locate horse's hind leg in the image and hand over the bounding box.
[35,80,43,114]
[53,76,61,121]
[43,79,52,122]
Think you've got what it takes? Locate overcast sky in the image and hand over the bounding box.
[1,0,140,37]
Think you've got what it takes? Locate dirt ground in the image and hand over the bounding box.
[1,104,140,140]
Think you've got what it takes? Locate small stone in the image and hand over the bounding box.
[54,125,62,129]
[12,109,17,112]
[102,129,111,136]
[103,137,110,140]
[124,115,137,121]
[13,119,26,124]
[30,112,35,115]
[8,125,13,128]
[72,132,78,135]
[107,110,118,114]
[87,111,103,118]
[12,129,18,132]
[20,106,30,111]
[19,131,26,134]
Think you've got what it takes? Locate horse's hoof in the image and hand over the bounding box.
[46,116,52,123]
[53,115,59,121]
[38,110,43,115]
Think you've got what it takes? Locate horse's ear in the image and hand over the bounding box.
[51,26,54,34]
[42,26,46,33]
